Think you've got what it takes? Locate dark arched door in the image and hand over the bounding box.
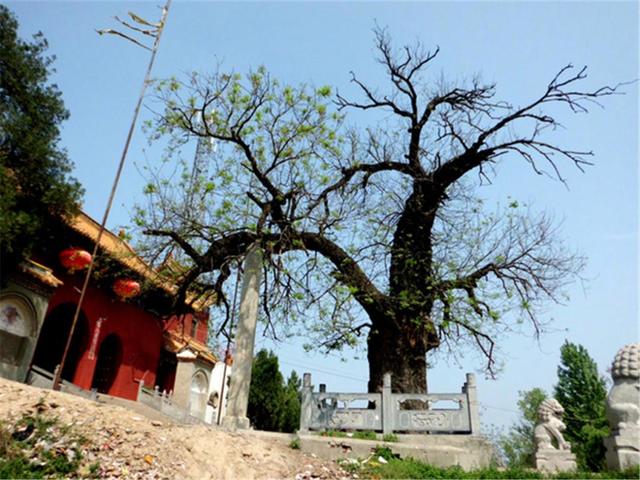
[90,334,122,394]
[32,303,89,382]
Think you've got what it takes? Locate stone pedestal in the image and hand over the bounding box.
[221,247,263,431]
[172,350,196,410]
[535,449,577,473]
[605,428,640,470]
[299,434,494,470]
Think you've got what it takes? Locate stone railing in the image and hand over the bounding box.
[27,365,99,401]
[136,380,203,425]
[299,372,480,435]
[26,366,201,424]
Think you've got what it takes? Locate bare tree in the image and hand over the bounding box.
[135,29,621,394]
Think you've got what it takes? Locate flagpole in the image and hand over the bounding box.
[53,0,172,391]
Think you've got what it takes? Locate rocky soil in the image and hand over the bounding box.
[0,378,350,479]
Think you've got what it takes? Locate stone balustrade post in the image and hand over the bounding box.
[382,373,393,435]
[52,364,60,389]
[299,372,313,434]
[464,373,480,435]
[136,379,145,401]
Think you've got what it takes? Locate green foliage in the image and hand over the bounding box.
[247,350,302,433]
[320,429,379,440]
[345,455,640,479]
[288,438,300,450]
[372,445,399,460]
[0,5,83,270]
[382,433,399,443]
[135,34,604,388]
[280,370,302,433]
[248,349,285,431]
[353,430,377,440]
[320,429,348,438]
[554,341,609,471]
[498,343,609,472]
[498,388,547,467]
[0,412,87,479]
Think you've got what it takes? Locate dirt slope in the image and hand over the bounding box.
[0,378,349,479]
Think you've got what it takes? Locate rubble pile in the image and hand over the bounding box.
[0,378,350,479]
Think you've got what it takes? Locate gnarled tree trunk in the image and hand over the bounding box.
[367,315,430,394]
[366,183,440,394]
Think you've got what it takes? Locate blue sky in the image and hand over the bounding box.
[8,1,638,430]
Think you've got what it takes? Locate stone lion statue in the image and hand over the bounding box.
[534,398,571,451]
[606,343,640,434]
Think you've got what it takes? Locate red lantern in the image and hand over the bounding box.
[113,278,141,300]
[59,248,92,273]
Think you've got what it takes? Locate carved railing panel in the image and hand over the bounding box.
[309,393,382,431]
[392,393,470,432]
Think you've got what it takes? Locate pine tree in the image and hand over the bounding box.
[247,349,285,431]
[0,5,83,272]
[279,370,301,433]
[554,341,609,471]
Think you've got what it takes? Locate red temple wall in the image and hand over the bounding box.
[164,310,209,344]
[44,274,164,400]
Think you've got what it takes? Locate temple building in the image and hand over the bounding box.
[0,211,226,422]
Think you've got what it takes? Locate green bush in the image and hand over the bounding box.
[0,412,87,479]
[353,430,377,441]
[288,438,300,450]
[350,454,640,479]
[320,429,347,438]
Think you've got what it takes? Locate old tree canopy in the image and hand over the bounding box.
[136,31,619,393]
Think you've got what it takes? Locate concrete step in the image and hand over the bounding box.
[297,433,493,470]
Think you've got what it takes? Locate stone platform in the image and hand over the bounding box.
[298,433,492,470]
[534,448,577,473]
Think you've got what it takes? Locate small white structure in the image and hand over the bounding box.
[204,360,232,424]
[605,343,640,470]
[533,398,577,472]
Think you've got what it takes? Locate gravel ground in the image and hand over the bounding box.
[0,377,351,479]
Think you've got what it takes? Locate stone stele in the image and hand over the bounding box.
[221,246,263,430]
[533,398,577,473]
[604,343,640,470]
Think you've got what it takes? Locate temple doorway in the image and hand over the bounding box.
[31,302,89,382]
[155,348,177,393]
[91,334,122,394]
